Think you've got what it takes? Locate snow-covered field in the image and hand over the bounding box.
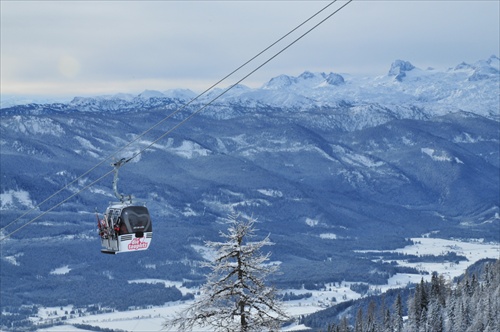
[36,237,499,332]
[361,237,500,292]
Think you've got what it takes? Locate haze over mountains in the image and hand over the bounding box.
[0,56,498,313]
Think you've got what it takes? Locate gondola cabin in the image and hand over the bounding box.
[99,203,152,254]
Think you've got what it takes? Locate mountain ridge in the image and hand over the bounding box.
[2,56,499,120]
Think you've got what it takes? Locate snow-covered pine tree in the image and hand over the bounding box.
[392,293,404,332]
[365,300,377,332]
[382,308,391,332]
[426,297,444,332]
[354,308,363,332]
[406,283,420,332]
[339,316,350,332]
[164,213,289,332]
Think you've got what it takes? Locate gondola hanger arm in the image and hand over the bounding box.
[112,158,133,204]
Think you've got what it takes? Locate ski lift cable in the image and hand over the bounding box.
[0,0,353,241]
[0,170,115,241]
[123,0,354,166]
[0,0,340,234]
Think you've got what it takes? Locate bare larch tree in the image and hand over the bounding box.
[164,213,289,331]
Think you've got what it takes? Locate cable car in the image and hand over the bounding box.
[99,203,152,254]
[98,158,152,254]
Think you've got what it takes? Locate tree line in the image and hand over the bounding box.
[304,258,499,332]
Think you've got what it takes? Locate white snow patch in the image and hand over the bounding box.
[453,132,481,143]
[257,189,284,198]
[0,189,35,210]
[347,153,384,167]
[237,138,337,163]
[401,136,415,146]
[421,148,463,164]
[56,170,71,177]
[421,148,454,162]
[332,144,384,167]
[182,204,199,217]
[37,326,89,332]
[171,140,211,159]
[3,253,23,266]
[283,323,312,331]
[319,233,338,240]
[87,150,99,158]
[453,133,499,144]
[191,244,217,261]
[305,218,319,227]
[338,169,364,183]
[89,187,114,198]
[50,265,71,275]
[141,137,211,159]
[201,191,270,215]
[74,136,101,152]
[128,279,192,296]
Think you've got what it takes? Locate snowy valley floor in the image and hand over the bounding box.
[35,237,499,332]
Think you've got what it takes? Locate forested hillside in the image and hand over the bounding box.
[302,258,500,332]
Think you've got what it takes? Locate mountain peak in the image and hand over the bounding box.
[388,60,415,81]
[262,74,295,90]
[162,88,197,101]
[263,71,345,90]
[298,71,316,80]
[138,89,166,99]
[468,57,500,82]
[487,54,499,66]
[453,62,474,71]
[324,72,345,86]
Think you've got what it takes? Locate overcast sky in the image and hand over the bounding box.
[1,0,499,98]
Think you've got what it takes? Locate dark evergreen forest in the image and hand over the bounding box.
[301,258,500,332]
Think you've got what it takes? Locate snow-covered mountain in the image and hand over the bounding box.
[3,55,499,119]
[0,57,498,313]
